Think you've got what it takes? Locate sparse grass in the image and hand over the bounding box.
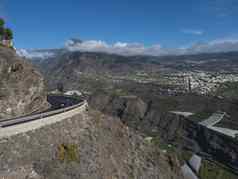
[90,109,102,126]
[159,97,179,111]
[151,136,176,153]
[110,88,129,97]
[216,81,238,99]
[176,150,193,164]
[151,136,161,146]
[58,144,79,162]
[199,160,237,179]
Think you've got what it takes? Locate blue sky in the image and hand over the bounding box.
[1,0,238,49]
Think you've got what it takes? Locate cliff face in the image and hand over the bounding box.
[160,113,238,172]
[89,92,238,171]
[0,47,49,119]
[0,109,182,179]
[89,92,148,124]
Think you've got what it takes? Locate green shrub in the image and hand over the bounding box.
[58,144,79,162]
[199,160,237,179]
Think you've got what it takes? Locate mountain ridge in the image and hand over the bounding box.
[17,38,238,60]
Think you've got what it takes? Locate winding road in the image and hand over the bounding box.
[0,96,88,139]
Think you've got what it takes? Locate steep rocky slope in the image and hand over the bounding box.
[0,46,49,119]
[89,92,238,174]
[0,108,182,179]
[89,89,238,131]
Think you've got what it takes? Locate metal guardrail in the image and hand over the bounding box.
[0,101,86,128]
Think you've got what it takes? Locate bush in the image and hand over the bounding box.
[4,28,13,40]
[0,18,14,45]
[199,160,237,179]
[58,144,79,162]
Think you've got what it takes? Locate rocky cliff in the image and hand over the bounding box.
[0,46,49,119]
[0,108,183,179]
[159,112,238,173]
[89,92,238,173]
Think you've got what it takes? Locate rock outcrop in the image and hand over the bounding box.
[0,46,49,119]
[90,92,147,118]
[89,92,149,130]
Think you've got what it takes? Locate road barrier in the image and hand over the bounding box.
[0,101,86,128]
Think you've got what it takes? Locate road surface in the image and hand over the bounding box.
[0,100,87,139]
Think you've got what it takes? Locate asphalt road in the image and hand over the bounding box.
[0,95,84,127]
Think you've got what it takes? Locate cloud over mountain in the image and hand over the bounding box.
[65,38,238,56]
[186,39,238,54]
[17,49,56,59]
[17,37,238,60]
[65,39,183,56]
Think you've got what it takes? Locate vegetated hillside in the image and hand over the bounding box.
[31,50,238,93]
[35,51,162,90]
[0,46,49,119]
[215,81,238,100]
[30,48,238,129]
[0,108,182,179]
[34,50,238,75]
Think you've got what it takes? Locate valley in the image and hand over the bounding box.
[21,46,238,179]
[2,1,238,178]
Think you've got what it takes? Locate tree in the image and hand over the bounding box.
[0,18,5,40]
[0,18,5,28]
[4,28,13,40]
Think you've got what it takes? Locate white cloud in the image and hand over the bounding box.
[18,37,238,59]
[209,38,238,45]
[65,39,165,56]
[66,40,109,51]
[113,42,128,48]
[16,49,56,59]
[181,29,204,35]
[184,38,238,54]
[64,38,238,57]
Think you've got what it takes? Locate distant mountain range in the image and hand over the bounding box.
[16,38,238,60]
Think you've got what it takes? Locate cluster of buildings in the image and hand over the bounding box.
[182,71,238,94]
[107,70,238,96]
[162,71,238,95]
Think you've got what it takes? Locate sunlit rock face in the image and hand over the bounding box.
[0,46,49,119]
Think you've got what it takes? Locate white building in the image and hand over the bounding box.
[64,90,82,96]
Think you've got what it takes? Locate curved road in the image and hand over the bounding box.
[0,96,88,139]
